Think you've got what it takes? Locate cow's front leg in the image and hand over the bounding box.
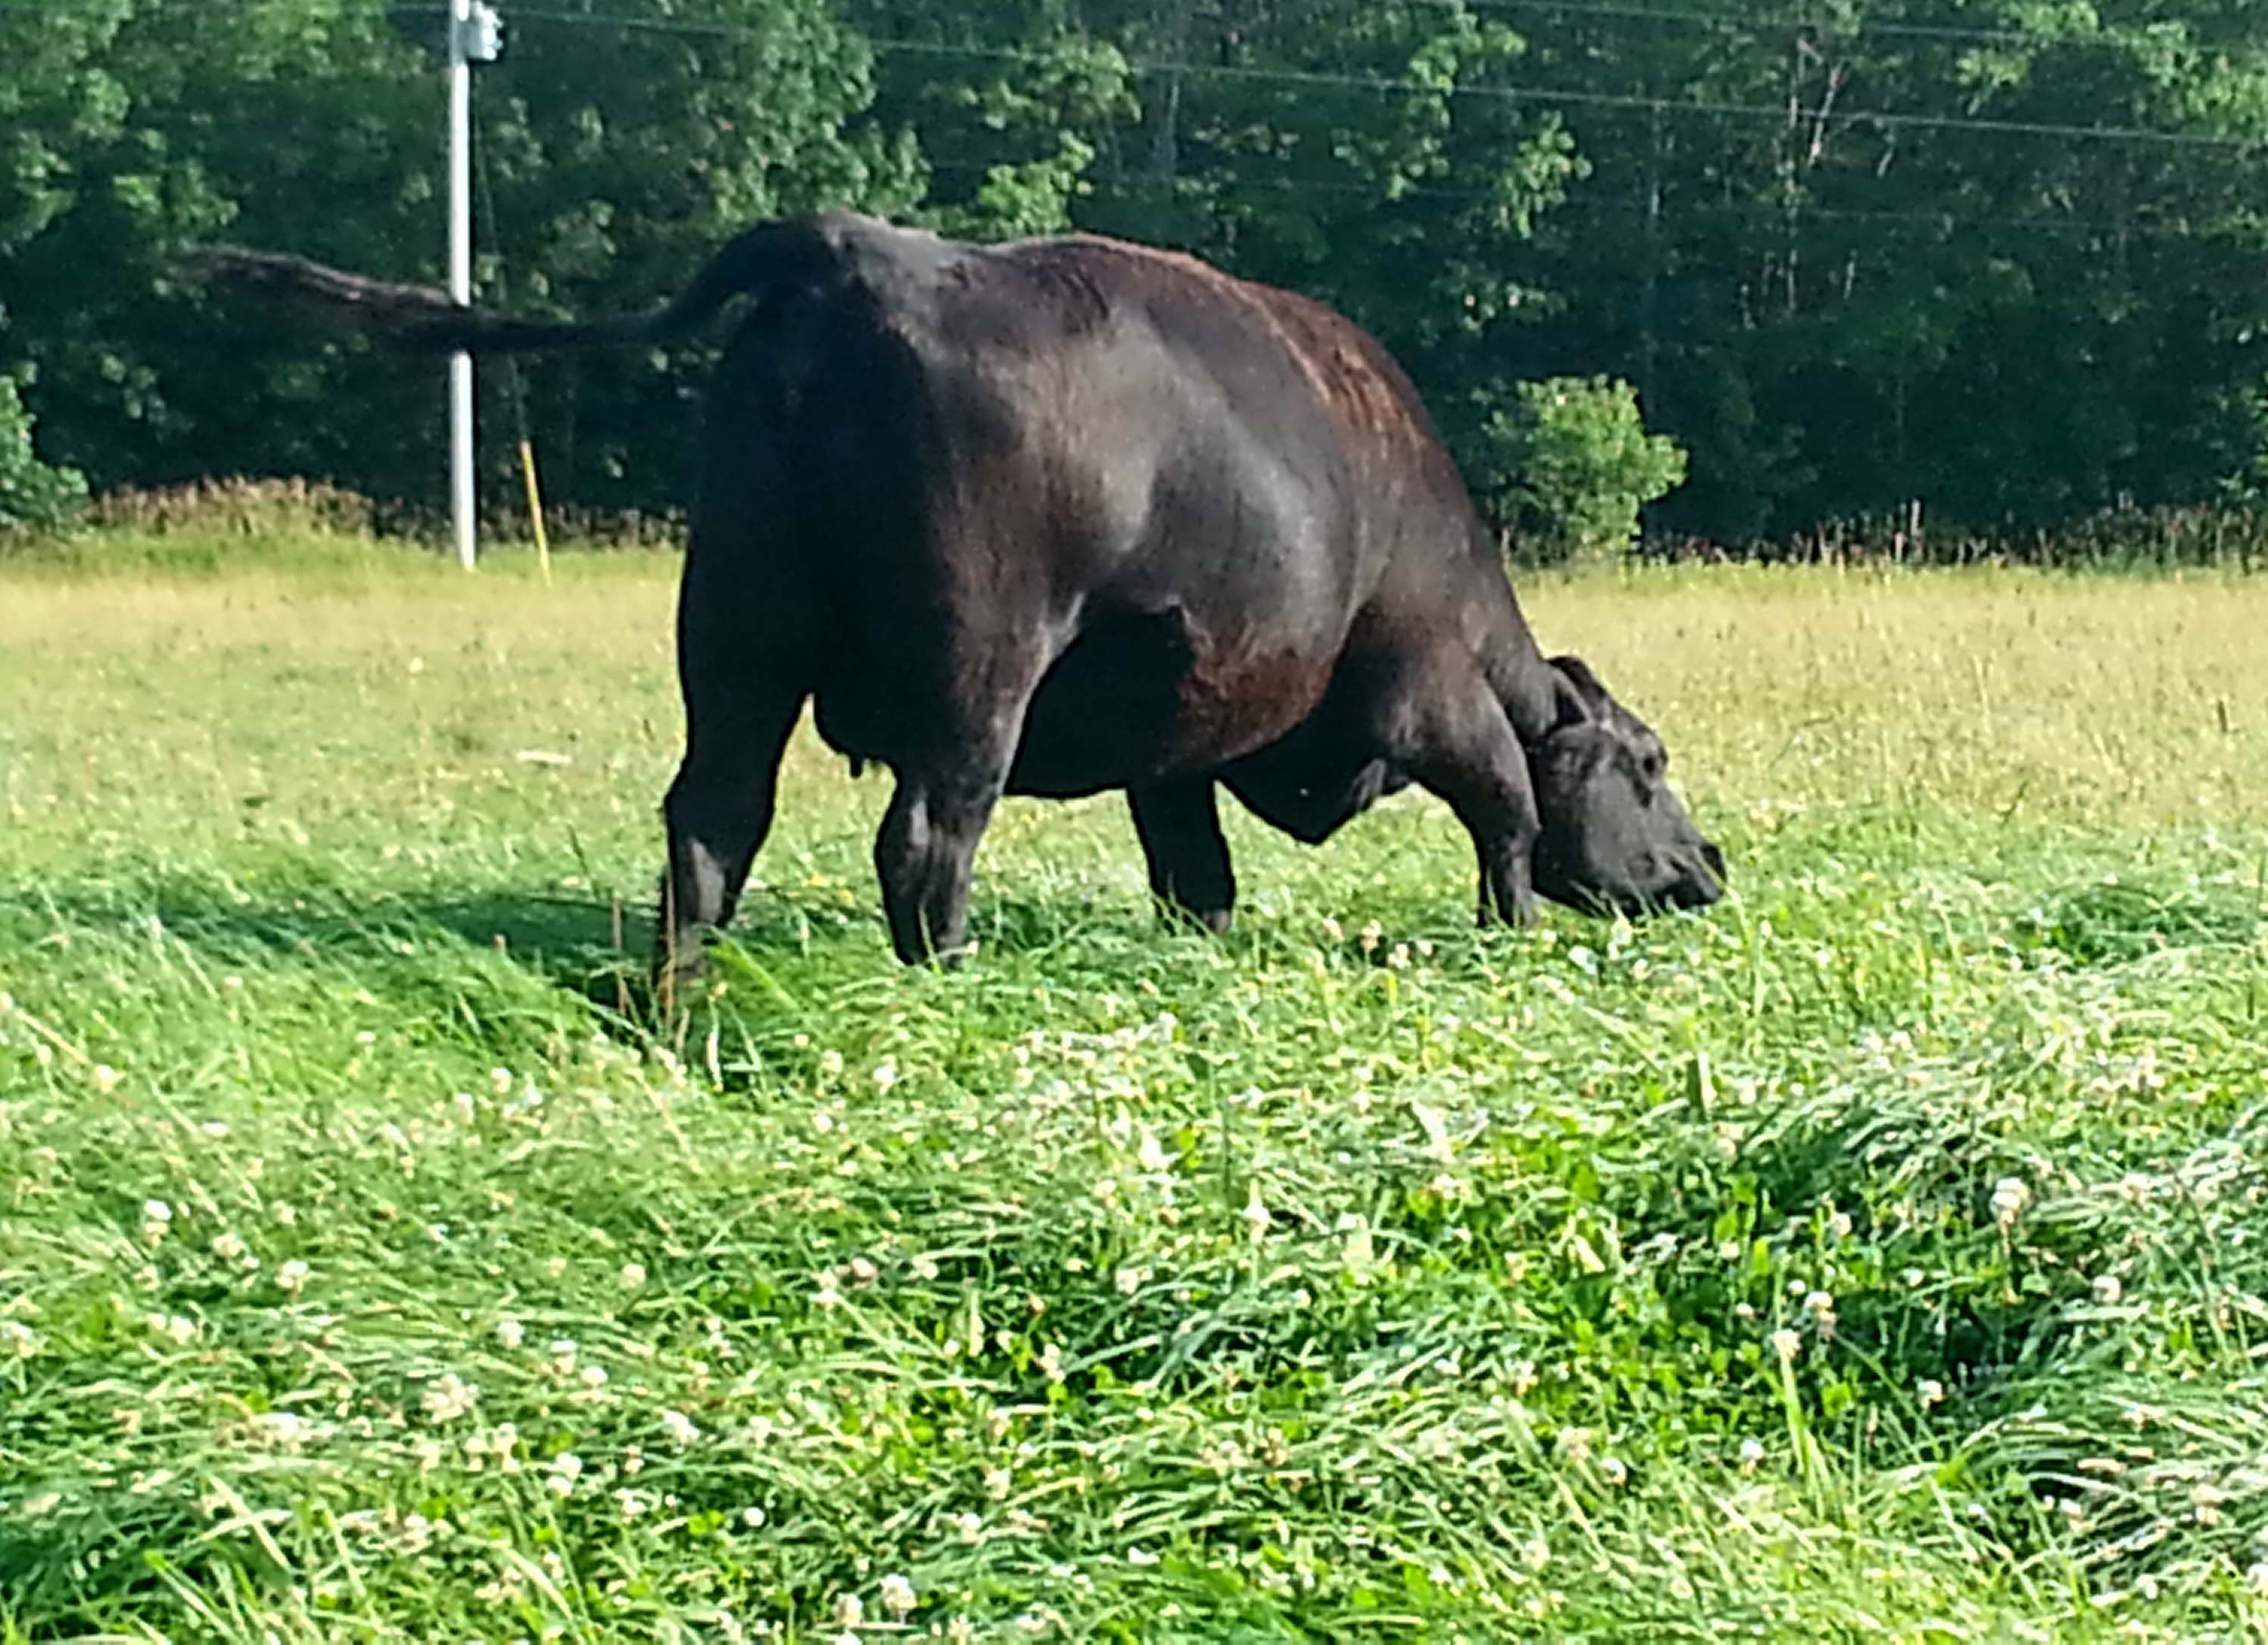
[871,657,1047,966]
[1392,665,1540,929]
[1128,777,1236,934]
[873,760,1011,965]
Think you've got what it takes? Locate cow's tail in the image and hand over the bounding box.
[183,217,848,355]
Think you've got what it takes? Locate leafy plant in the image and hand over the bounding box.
[1479,375,1686,564]
[0,374,87,537]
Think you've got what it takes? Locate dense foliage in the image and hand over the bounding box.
[7,0,2268,548]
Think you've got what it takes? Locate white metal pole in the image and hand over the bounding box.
[448,0,476,570]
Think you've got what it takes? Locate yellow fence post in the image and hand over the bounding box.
[518,439,552,585]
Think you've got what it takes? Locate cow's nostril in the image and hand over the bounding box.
[1701,841,1726,880]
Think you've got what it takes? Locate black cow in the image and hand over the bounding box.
[194,212,1725,975]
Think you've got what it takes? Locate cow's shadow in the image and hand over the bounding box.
[8,870,1162,1013]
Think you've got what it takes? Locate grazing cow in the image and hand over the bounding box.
[194,211,1725,976]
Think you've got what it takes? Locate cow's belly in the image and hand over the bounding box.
[1005,607,1333,798]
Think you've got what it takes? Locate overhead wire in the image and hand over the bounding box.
[1386,0,2268,56]
[500,5,2268,152]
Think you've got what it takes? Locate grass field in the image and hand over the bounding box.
[3,535,2266,1642]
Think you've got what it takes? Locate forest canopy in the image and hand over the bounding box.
[8,0,2268,548]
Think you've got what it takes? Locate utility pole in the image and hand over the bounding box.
[448,0,475,569]
[442,0,501,568]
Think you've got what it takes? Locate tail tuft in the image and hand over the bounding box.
[183,248,478,348]
[186,214,877,357]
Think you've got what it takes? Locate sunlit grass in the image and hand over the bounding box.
[2,538,2265,1640]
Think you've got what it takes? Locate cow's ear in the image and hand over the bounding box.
[1546,655,1603,732]
[1548,654,1611,713]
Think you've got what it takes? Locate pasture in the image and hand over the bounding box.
[3,536,2266,1641]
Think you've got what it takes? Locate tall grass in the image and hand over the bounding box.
[2,540,2265,1640]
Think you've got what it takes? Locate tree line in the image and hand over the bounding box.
[8,0,2268,553]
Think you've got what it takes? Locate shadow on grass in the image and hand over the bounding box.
[0,867,1207,1016]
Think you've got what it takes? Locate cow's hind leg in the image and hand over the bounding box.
[658,556,813,988]
[661,676,805,985]
[872,659,1046,967]
[1391,664,1542,928]
[1129,777,1236,934]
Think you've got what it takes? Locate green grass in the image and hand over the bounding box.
[3,535,2267,1641]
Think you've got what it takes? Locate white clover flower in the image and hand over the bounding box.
[832,1593,864,1629]
[209,1231,247,1263]
[2092,1274,2123,1306]
[1770,1328,1802,1363]
[139,1200,173,1244]
[0,1320,36,1359]
[619,1262,647,1289]
[275,1259,310,1296]
[545,1453,583,1499]
[1241,1181,1273,1238]
[420,1372,479,1423]
[1126,1547,1160,1567]
[879,1573,917,1616]
[579,1365,609,1391]
[819,1049,845,1078]
[1115,1266,1145,1297]
[1826,1211,1854,1241]
[489,1067,514,1096]
[1039,1342,1065,1384]
[495,1317,525,1350]
[1738,1437,1765,1472]
[1917,1378,1947,1409]
[848,1256,879,1287]
[984,1466,1013,1500]
[661,1409,701,1447]
[873,1059,899,1091]
[1137,1132,1171,1174]
[92,1064,122,1094]
[1990,1176,2031,1228]
[909,1253,941,1282]
[953,1509,986,1543]
[253,1410,311,1449]
[1521,1536,1551,1572]
[1597,1456,1629,1487]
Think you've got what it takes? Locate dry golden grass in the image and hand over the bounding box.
[8,551,2258,838]
[1532,565,2268,828]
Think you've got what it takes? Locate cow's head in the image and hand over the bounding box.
[1526,656,1725,916]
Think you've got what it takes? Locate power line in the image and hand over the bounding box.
[1393,0,2268,56]
[501,7,2268,153]
[928,158,2263,243]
